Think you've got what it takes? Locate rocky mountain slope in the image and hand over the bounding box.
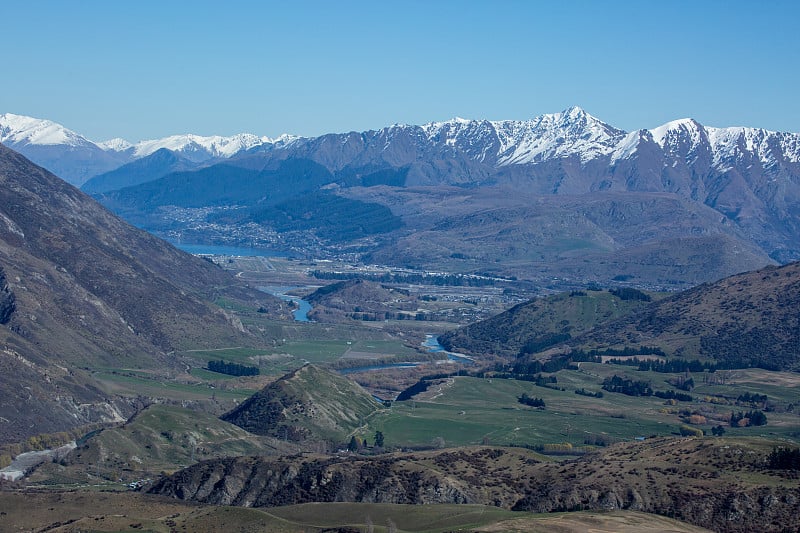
[221,364,381,444]
[0,144,284,443]
[149,438,800,532]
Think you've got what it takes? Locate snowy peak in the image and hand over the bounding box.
[707,126,800,166]
[650,118,706,149]
[104,132,301,161]
[417,107,626,165]
[493,106,626,165]
[98,138,134,152]
[0,113,94,147]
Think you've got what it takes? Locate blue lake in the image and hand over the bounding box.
[168,242,288,257]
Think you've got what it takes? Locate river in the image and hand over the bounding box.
[422,334,474,364]
[258,286,312,322]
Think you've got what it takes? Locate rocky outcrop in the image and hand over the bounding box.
[512,482,800,533]
[0,267,14,324]
[150,454,474,507]
[151,439,800,533]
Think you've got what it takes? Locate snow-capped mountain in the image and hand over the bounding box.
[4,107,800,264]
[0,113,95,147]
[4,107,799,190]
[104,132,299,162]
[0,113,297,185]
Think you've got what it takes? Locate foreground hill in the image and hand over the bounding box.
[221,364,381,444]
[150,438,799,532]
[0,145,284,443]
[43,404,291,480]
[0,493,712,533]
[569,261,800,370]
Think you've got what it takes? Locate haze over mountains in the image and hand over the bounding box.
[3,107,800,287]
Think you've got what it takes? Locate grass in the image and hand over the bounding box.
[0,492,713,533]
[365,366,800,449]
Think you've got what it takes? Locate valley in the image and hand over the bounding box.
[2,113,800,532]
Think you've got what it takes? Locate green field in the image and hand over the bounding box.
[364,365,800,449]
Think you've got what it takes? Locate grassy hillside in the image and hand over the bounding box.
[221,364,382,444]
[305,279,418,322]
[30,404,287,483]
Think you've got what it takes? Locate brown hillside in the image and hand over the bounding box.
[573,261,800,370]
[0,144,285,443]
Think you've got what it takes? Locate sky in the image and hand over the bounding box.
[2,0,799,142]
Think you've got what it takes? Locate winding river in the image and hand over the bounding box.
[258,286,313,322]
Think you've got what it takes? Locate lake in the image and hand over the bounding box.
[168,242,288,257]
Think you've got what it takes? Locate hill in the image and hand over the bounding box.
[0,144,285,444]
[569,261,800,370]
[149,438,799,532]
[439,288,656,358]
[221,364,381,444]
[304,279,418,322]
[39,404,289,481]
[81,147,200,194]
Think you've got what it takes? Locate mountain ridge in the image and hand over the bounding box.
[5,108,799,186]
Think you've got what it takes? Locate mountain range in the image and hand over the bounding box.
[3,108,800,287]
[0,112,298,186]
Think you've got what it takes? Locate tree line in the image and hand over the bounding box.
[207,360,259,376]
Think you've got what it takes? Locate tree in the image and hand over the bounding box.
[374,431,385,448]
[347,436,359,452]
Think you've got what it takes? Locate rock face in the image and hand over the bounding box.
[0,267,14,324]
[0,144,281,443]
[150,439,800,533]
[150,454,474,507]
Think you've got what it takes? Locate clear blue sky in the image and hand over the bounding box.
[3,0,798,141]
